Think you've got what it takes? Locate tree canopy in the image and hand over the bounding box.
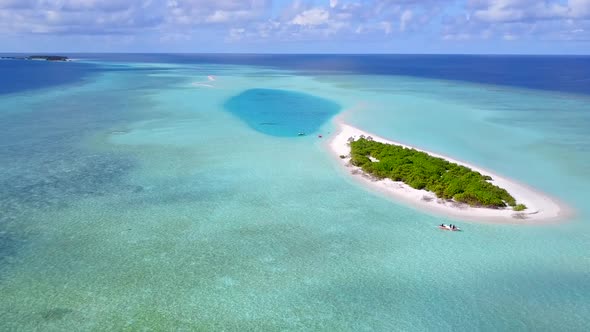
[349,137,525,210]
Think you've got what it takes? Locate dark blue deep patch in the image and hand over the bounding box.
[224,89,341,137]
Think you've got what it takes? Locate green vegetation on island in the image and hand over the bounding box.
[349,136,526,210]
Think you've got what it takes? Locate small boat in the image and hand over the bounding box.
[438,224,461,231]
[318,134,323,138]
[298,132,306,136]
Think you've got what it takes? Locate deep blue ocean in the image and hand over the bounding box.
[3,54,590,95]
[1,54,590,330]
[0,58,97,95]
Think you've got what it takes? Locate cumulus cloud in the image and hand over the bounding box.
[231,0,445,42]
[380,21,393,34]
[291,8,330,26]
[0,0,270,34]
[166,0,270,25]
[443,0,590,41]
[469,0,571,23]
[0,0,162,34]
[0,0,588,47]
[400,9,413,32]
[570,0,590,18]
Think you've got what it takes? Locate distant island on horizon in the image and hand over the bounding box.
[1,55,69,61]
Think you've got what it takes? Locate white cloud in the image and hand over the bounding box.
[204,10,260,23]
[503,33,518,40]
[227,27,245,40]
[2,0,587,47]
[443,0,590,41]
[166,0,270,25]
[469,0,590,23]
[291,8,330,26]
[400,9,413,32]
[443,32,471,40]
[0,0,161,34]
[569,0,590,18]
[380,21,392,34]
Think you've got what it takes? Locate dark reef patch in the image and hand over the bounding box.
[41,308,74,321]
[0,231,19,278]
[0,71,156,274]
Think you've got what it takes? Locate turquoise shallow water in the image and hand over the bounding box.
[1,59,590,330]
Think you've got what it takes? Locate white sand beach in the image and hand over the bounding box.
[329,120,572,223]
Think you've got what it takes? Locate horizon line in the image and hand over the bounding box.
[2,52,590,56]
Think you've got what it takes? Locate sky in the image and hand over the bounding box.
[0,0,589,54]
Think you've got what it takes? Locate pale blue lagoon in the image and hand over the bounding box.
[1,55,589,330]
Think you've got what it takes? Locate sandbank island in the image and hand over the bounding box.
[329,121,570,223]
